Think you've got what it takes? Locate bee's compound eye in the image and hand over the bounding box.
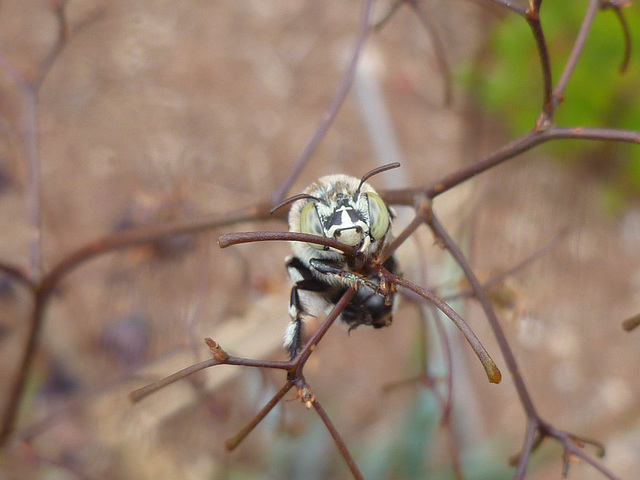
[365,193,390,241]
[299,201,326,250]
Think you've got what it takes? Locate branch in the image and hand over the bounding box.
[270,0,374,204]
[393,274,502,384]
[524,2,554,124]
[600,0,632,73]
[548,0,600,117]
[219,231,356,256]
[380,125,640,206]
[0,203,273,446]
[312,391,365,480]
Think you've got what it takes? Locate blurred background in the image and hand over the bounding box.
[1,1,639,479]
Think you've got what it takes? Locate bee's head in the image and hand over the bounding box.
[272,163,399,258]
[295,180,390,255]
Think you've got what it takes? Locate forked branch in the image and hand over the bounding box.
[425,210,621,479]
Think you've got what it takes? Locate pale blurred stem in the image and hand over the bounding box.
[25,1,69,279]
[270,0,373,204]
[443,230,566,303]
[24,89,42,278]
[401,0,452,105]
[428,304,455,424]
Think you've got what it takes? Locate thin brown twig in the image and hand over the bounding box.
[0,262,36,290]
[392,273,502,384]
[542,422,621,480]
[407,0,453,105]
[524,2,554,127]
[24,1,72,279]
[224,381,294,451]
[270,0,374,204]
[0,203,274,446]
[443,229,567,303]
[219,231,356,256]
[427,211,540,476]
[427,211,622,479]
[550,0,601,115]
[600,0,632,73]
[380,125,640,206]
[312,393,365,480]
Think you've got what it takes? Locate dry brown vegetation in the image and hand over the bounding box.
[1,1,640,479]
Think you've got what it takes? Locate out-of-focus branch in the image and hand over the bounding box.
[270,0,374,204]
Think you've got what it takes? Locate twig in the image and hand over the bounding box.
[219,231,356,256]
[524,1,554,126]
[380,125,640,206]
[549,0,601,117]
[0,203,274,446]
[270,0,374,204]
[312,392,365,480]
[224,381,294,451]
[393,274,502,384]
[427,211,539,475]
[600,0,632,73]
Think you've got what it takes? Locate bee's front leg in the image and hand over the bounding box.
[309,258,384,294]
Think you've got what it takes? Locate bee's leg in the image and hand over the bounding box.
[285,257,328,359]
[309,258,386,296]
[284,284,306,358]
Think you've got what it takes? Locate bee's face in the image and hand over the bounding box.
[289,174,392,257]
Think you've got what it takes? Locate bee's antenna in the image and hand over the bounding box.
[355,162,401,197]
[270,193,324,214]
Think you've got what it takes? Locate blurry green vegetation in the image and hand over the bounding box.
[469,3,640,206]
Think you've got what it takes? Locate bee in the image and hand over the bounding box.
[276,163,400,358]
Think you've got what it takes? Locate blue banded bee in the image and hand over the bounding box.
[277,163,400,358]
